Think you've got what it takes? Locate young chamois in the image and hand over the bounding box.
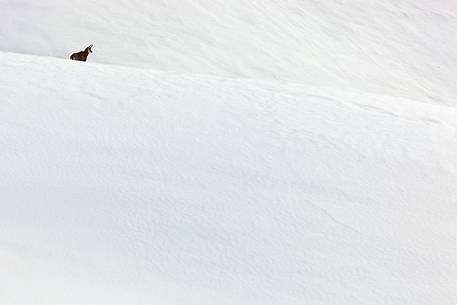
[70,44,93,61]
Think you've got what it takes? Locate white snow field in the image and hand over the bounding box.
[1,0,457,105]
[1,0,457,305]
[1,52,457,305]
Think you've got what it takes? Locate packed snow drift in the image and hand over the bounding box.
[1,1,456,305]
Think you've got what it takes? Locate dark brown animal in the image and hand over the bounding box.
[70,44,93,61]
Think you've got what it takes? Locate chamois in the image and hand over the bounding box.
[70,44,93,62]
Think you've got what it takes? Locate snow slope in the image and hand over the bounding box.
[1,51,457,305]
[2,0,457,304]
[1,0,456,105]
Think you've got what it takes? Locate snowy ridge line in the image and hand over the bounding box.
[3,50,457,131]
[1,0,456,106]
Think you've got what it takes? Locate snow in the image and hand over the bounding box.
[1,1,457,304]
[1,0,457,105]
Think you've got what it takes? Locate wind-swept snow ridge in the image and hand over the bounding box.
[1,0,456,105]
[1,52,456,305]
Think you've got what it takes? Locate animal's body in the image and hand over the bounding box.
[70,45,93,61]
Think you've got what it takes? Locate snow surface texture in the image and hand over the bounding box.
[1,0,457,105]
[1,1,457,305]
[1,52,457,305]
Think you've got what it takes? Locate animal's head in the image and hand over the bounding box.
[87,44,93,53]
